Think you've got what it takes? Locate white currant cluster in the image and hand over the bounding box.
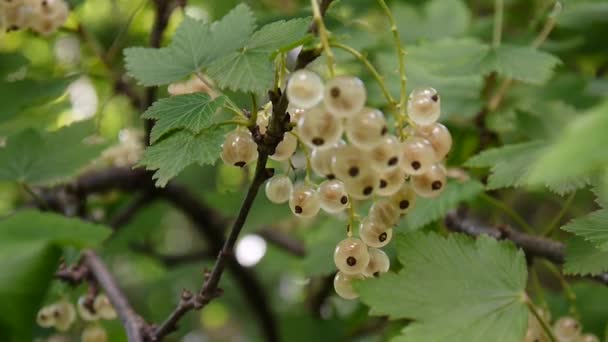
[524,311,599,342]
[37,294,116,341]
[219,69,451,300]
[100,129,144,167]
[0,0,69,35]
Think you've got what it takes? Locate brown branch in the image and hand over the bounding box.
[444,210,608,285]
[109,191,157,229]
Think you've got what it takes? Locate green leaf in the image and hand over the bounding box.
[528,102,608,188]
[0,121,106,186]
[356,232,528,342]
[401,180,484,230]
[124,5,255,86]
[0,53,29,80]
[465,140,587,194]
[207,50,274,95]
[138,128,230,187]
[479,45,561,84]
[564,237,608,276]
[0,210,111,248]
[0,242,60,342]
[561,209,608,251]
[0,78,72,124]
[393,0,471,43]
[245,18,310,54]
[142,94,228,143]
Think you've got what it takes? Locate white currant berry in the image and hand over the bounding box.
[311,141,343,179]
[370,135,402,171]
[522,327,543,342]
[334,237,370,275]
[289,184,321,217]
[265,174,293,204]
[270,133,297,161]
[36,306,57,328]
[331,144,371,181]
[414,123,452,161]
[53,300,76,332]
[411,163,446,198]
[401,136,436,175]
[324,76,367,117]
[220,129,258,167]
[93,294,117,320]
[0,0,24,8]
[579,334,600,342]
[553,317,581,342]
[376,167,406,197]
[345,107,388,150]
[359,217,393,248]
[289,106,305,123]
[333,271,364,300]
[82,324,108,342]
[363,248,390,277]
[286,69,324,109]
[318,179,349,213]
[344,171,379,200]
[256,111,269,135]
[407,87,440,126]
[4,2,38,29]
[390,183,417,215]
[297,106,343,149]
[77,296,99,321]
[368,199,400,228]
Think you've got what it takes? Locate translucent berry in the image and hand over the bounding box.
[368,199,400,228]
[411,163,446,198]
[36,306,56,328]
[297,106,343,150]
[289,184,321,218]
[334,237,370,275]
[344,171,379,200]
[0,0,23,8]
[311,141,343,179]
[288,106,305,123]
[414,123,452,161]
[77,296,99,321]
[331,145,371,181]
[333,271,364,300]
[401,136,436,175]
[522,327,543,342]
[345,108,387,150]
[318,179,349,213]
[324,76,367,117]
[579,334,600,342]
[220,129,258,167]
[256,111,269,135]
[553,317,581,341]
[363,248,390,277]
[270,133,297,161]
[359,217,393,248]
[265,174,293,204]
[407,87,440,126]
[376,167,406,197]
[82,325,108,342]
[370,135,402,171]
[93,294,117,320]
[390,183,417,215]
[286,69,324,109]
[53,300,76,331]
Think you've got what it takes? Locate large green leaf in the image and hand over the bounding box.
[561,209,608,251]
[138,128,230,187]
[0,121,106,186]
[528,102,608,188]
[356,232,528,342]
[401,180,484,231]
[0,78,72,124]
[564,237,608,276]
[465,140,588,194]
[479,45,561,84]
[0,53,29,80]
[393,0,471,43]
[0,210,111,248]
[142,94,228,143]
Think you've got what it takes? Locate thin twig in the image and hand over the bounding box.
[542,191,576,237]
[525,297,558,342]
[492,0,504,47]
[479,193,535,234]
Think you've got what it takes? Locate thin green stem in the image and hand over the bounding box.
[223,105,247,120]
[330,42,399,120]
[311,0,335,77]
[540,260,578,317]
[493,0,504,47]
[542,191,575,236]
[376,0,407,133]
[347,198,357,237]
[525,297,558,342]
[530,268,548,309]
[249,93,259,127]
[480,193,535,233]
[20,182,48,210]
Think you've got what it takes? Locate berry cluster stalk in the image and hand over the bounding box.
[311,0,335,77]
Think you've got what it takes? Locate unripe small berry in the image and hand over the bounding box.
[359,217,392,248]
[334,237,370,275]
[77,296,99,321]
[370,135,402,172]
[82,324,108,342]
[220,129,258,167]
[376,167,406,197]
[333,271,364,300]
[407,87,440,126]
[265,174,293,204]
[286,69,324,109]
[324,76,367,117]
[553,317,581,342]
[368,199,400,228]
[363,248,390,277]
[345,108,387,150]
[390,183,417,215]
[289,184,321,218]
[411,163,447,198]
[318,179,349,213]
[297,106,343,150]
[94,294,117,320]
[401,136,436,175]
